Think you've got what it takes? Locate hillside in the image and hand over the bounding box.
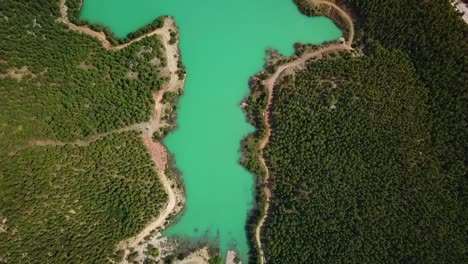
[0,0,168,262]
[248,0,467,263]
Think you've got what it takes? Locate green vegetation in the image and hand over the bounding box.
[67,0,165,45]
[0,0,168,262]
[245,0,467,263]
[241,73,268,264]
[153,125,172,141]
[0,0,167,150]
[162,90,183,125]
[209,255,223,264]
[147,244,160,257]
[0,132,167,263]
[110,249,125,263]
[261,44,467,263]
[169,31,178,45]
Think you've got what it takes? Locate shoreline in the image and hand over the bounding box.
[58,0,187,262]
[242,1,355,263]
[60,0,354,262]
[64,0,166,45]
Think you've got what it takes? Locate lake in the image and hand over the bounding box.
[80,0,341,261]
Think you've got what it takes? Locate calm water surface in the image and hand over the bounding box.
[81,0,341,261]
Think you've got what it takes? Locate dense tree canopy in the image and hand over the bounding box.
[0,132,167,263]
[0,0,168,262]
[248,0,467,263]
[261,44,466,263]
[0,0,166,151]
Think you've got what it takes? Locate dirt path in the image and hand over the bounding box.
[59,0,167,51]
[56,0,185,259]
[56,0,353,262]
[115,15,185,261]
[30,123,149,147]
[255,2,354,262]
[7,123,150,157]
[310,0,355,45]
[255,44,350,264]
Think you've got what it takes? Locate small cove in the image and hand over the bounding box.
[80,0,342,261]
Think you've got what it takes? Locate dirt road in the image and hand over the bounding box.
[312,0,355,45]
[255,3,354,263]
[255,43,350,264]
[57,0,186,259]
[118,17,184,254]
[59,0,168,51]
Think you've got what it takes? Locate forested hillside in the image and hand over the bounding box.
[342,0,466,180]
[256,0,467,263]
[0,0,167,262]
[0,132,167,263]
[0,0,167,150]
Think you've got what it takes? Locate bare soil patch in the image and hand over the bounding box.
[0,66,34,80]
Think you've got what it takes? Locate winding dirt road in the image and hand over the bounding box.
[29,123,149,148]
[118,17,184,255]
[254,2,354,263]
[59,0,168,51]
[312,0,354,45]
[55,0,354,262]
[57,0,186,258]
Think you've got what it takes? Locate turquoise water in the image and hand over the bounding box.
[81,0,341,261]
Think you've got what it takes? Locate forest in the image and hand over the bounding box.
[245,0,467,263]
[0,0,168,262]
[0,132,167,263]
[0,0,168,151]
